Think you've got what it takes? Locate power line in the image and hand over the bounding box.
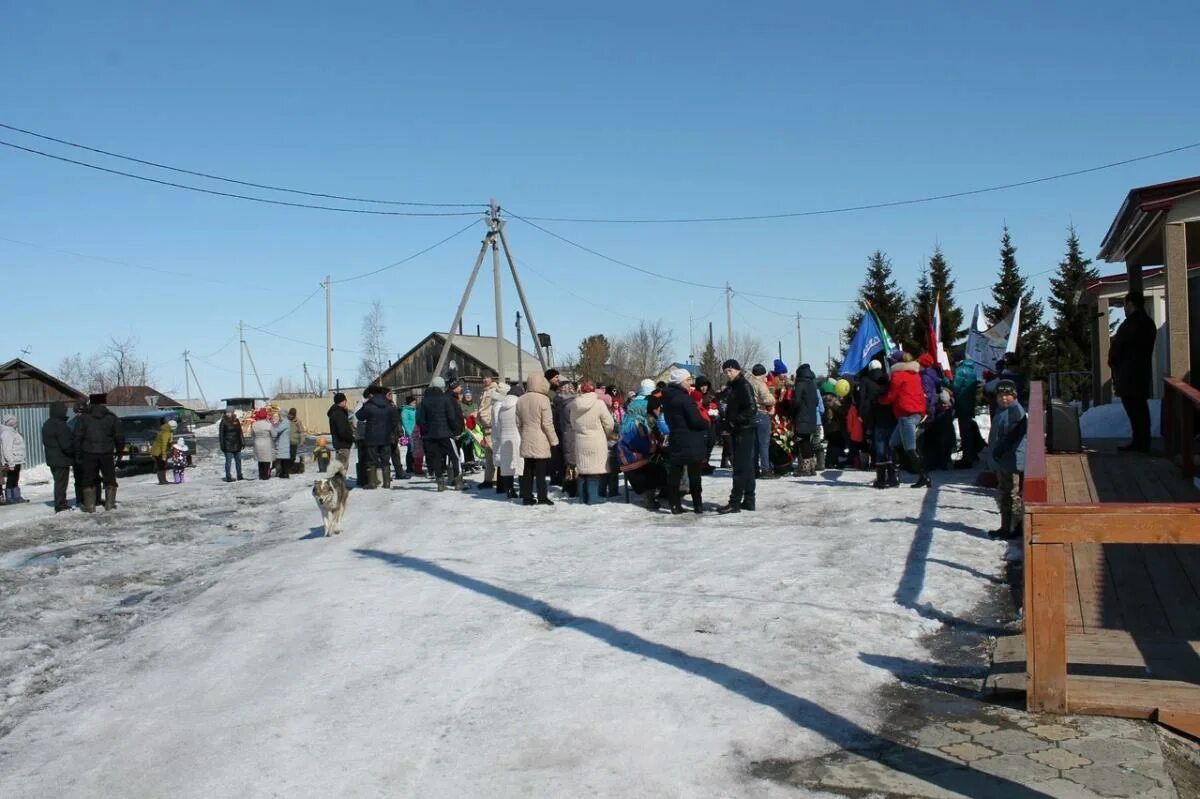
[0,138,484,217]
[257,286,322,329]
[508,212,851,303]
[508,141,1200,224]
[738,294,847,320]
[331,220,482,284]
[0,121,482,208]
[514,255,646,322]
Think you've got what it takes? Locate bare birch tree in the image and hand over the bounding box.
[610,320,676,381]
[357,299,390,385]
[718,332,767,372]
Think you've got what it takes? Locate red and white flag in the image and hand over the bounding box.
[929,294,954,377]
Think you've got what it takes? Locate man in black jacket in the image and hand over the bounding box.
[718,360,759,514]
[416,376,465,491]
[327,392,355,470]
[73,396,125,512]
[356,386,400,489]
[1108,291,1159,452]
[384,389,409,483]
[41,401,74,512]
[219,408,245,482]
[662,370,709,514]
[791,364,820,475]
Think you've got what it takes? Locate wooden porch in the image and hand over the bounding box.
[989,382,1200,737]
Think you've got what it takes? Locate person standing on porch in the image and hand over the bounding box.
[1108,290,1158,453]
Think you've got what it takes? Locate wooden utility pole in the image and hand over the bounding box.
[490,198,504,381]
[796,312,803,365]
[725,283,733,357]
[324,276,333,396]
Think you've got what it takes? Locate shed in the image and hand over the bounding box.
[375,333,542,390]
[105,385,184,409]
[0,358,86,407]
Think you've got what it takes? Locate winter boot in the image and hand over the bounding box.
[741,496,756,511]
[989,504,1013,539]
[157,468,168,485]
[495,479,505,495]
[478,481,494,490]
[381,469,391,490]
[436,475,446,492]
[717,497,741,514]
[693,498,704,515]
[886,462,900,488]
[671,501,687,515]
[456,475,468,492]
[81,487,96,513]
[643,489,659,510]
[907,450,930,489]
[872,465,888,489]
[14,487,26,503]
[104,485,117,511]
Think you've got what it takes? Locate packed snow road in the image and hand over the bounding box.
[0,454,1008,797]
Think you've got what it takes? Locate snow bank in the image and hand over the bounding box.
[1079,398,1161,439]
[0,453,1010,796]
[192,422,219,439]
[14,463,52,486]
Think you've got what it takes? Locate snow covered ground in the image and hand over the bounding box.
[1079,398,1161,439]
[0,449,1009,797]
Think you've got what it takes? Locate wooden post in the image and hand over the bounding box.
[1095,297,1112,405]
[1165,223,1191,382]
[1026,542,1068,713]
[434,233,492,380]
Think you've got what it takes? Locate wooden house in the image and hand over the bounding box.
[0,358,86,407]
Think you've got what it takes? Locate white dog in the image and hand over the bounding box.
[312,460,349,536]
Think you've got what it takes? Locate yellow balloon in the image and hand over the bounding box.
[835,378,851,398]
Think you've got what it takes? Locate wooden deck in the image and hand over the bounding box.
[991,440,1200,734]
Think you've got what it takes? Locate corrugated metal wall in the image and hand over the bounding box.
[0,406,50,469]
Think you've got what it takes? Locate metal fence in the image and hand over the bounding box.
[0,405,51,469]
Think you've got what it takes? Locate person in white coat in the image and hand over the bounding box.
[270,409,291,479]
[570,384,616,505]
[250,409,275,480]
[492,384,523,499]
[1,415,28,504]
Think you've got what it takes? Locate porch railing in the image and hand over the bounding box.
[1162,376,1200,481]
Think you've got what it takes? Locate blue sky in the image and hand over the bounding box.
[3,1,1199,399]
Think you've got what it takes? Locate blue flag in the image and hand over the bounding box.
[839,312,885,376]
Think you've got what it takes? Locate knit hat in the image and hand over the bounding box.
[668,368,691,385]
[333,392,347,404]
[2,415,16,428]
[773,359,788,376]
[996,379,1018,397]
[721,359,741,371]
[868,360,882,371]
[751,364,767,376]
[429,376,446,390]
[638,379,655,397]
[695,376,711,390]
[253,408,269,421]
[168,419,178,429]
[174,437,188,452]
[917,353,935,368]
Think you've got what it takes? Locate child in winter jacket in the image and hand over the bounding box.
[987,379,1028,542]
[168,438,189,484]
[313,436,331,473]
[0,415,28,504]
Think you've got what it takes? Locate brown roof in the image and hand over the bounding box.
[0,358,86,403]
[1098,175,1200,263]
[105,385,184,408]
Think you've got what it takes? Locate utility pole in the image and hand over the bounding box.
[725,283,734,356]
[688,301,695,364]
[515,311,524,384]
[324,276,333,397]
[183,350,191,404]
[184,352,208,408]
[490,199,504,382]
[303,362,311,395]
[239,321,246,396]
[796,312,803,365]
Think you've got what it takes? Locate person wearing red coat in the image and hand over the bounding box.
[879,356,930,488]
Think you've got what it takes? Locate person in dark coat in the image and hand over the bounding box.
[1108,291,1159,452]
[384,388,409,483]
[662,369,708,514]
[545,369,567,486]
[67,400,88,506]
[327,392,355,470]
[356,386,400,488]
[416,376,465,491]
[718,360,758,514]
[790,364,819,470]
[218,408,245,482]
[41,401,74,512]
[73,396,125,512]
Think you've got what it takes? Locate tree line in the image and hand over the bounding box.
[833,224,1098,396]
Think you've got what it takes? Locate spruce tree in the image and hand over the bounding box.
[840,250,908,356]
[1047,225,1098,400]
[699,336,722,387]
[984,226,1048,376]
[909,246,964,357]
